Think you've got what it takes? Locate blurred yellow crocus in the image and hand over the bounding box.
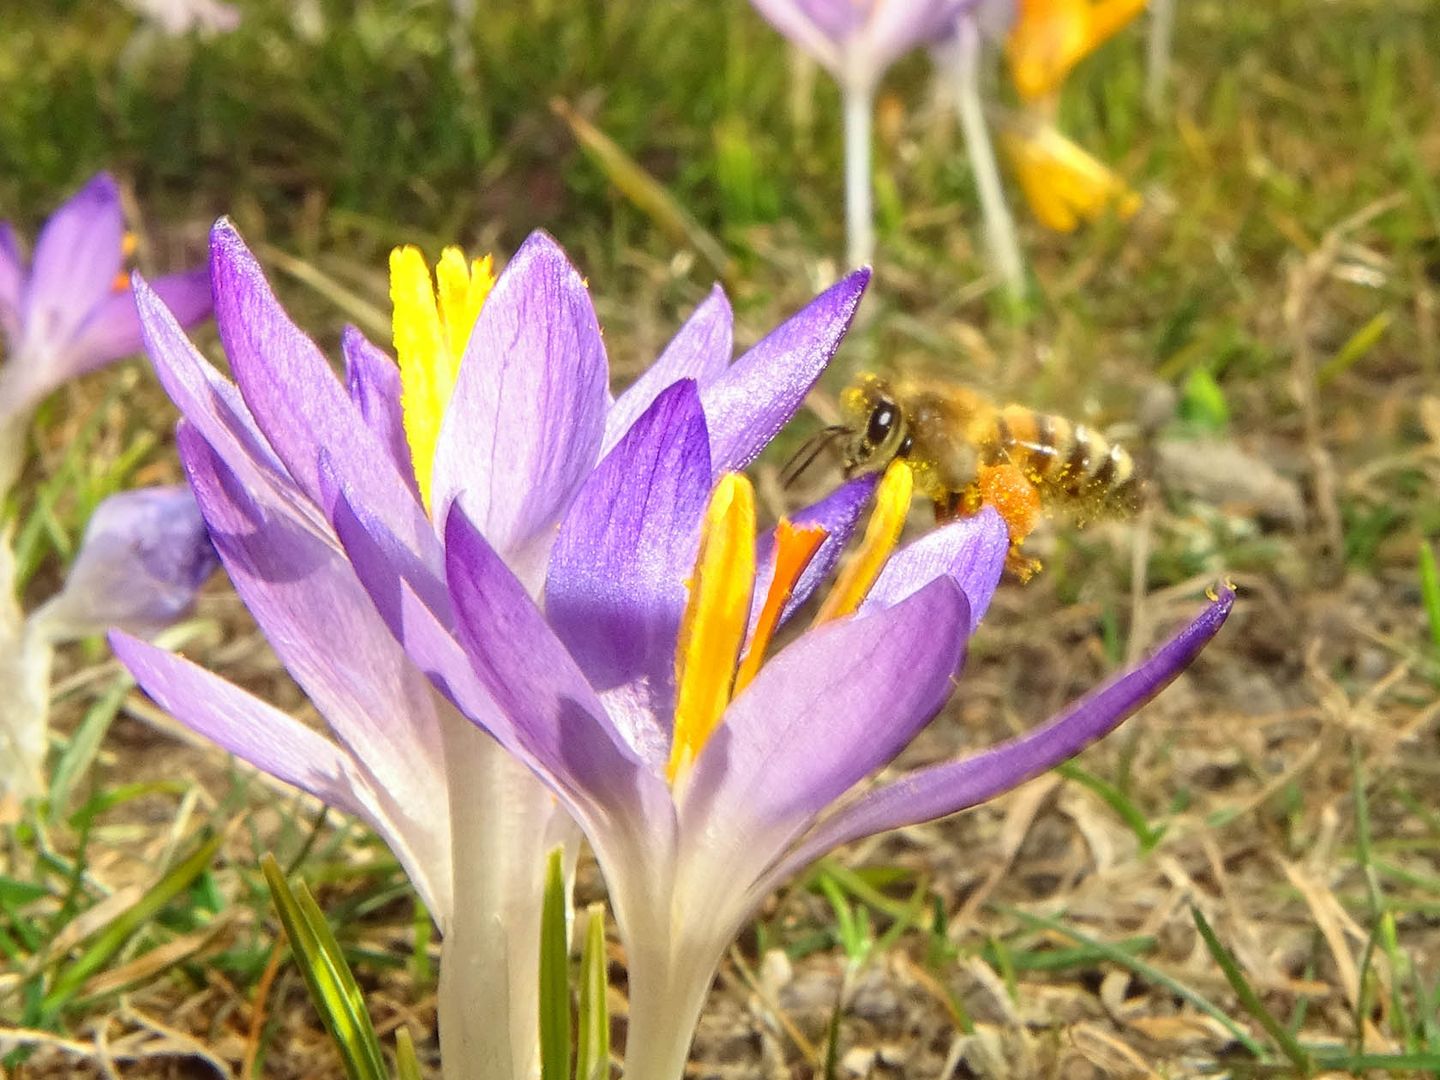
[998,117,1141,232]
[1006,0,1148,101]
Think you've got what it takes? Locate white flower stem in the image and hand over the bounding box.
[948,20,1026,302]
[842,79,877,268]
[439,711,575,1080]
[618,939,717,1080]
[1147,0,1176,115]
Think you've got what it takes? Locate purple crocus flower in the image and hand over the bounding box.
[747,0,979,264]
[109,220,870,1080]
[1,487,218,801]
[0,172,212,495]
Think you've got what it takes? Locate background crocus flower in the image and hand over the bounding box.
[121,0,241,37]
[0,172,212,498]
[111,220,869,1080]
[998,113,1143,231]
[0,487,217,802]
[1006,0,1148,104]
[323,303,1232,1080]
[747,0,978,265]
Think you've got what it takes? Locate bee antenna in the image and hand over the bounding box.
[780,425,850,489]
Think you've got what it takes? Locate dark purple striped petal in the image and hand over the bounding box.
[341,325,414,492]
[763,587,1236,889]
[546,380,710,762]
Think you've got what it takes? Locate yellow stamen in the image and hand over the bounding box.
[734,521,828,695]
[998,121,1142,233]
[667,474,757,785]
[389,245,496,509]
[120,231,139,259]
[1007,0,1149,101]
[813,461,913,626]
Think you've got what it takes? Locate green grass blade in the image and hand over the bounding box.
[1419,544,1440,656]
[575,903,610,1080]
[1054,761,1166,851]
[47,679,129,819]
[394,1027,422,1080]
[1001,906,1266,1057]
[1190,905,1312,1074]
[40,830,223,1019]
[539,846,571,1080]
[262,855,389,1080]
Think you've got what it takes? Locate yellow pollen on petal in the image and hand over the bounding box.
[734,521,827,695]
[389,244,496,510]
[813,460,913,626]
[667,473,757,786]
[1007,0,1148,101]
[998,121,1142,233]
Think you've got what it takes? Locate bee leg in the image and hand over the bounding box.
[1004,546,1042,583]
[932,492,963,524]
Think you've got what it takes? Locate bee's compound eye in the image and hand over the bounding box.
[866,400,897,446]
[896,433,914,458]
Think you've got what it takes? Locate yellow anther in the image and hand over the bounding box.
[389,245,496,510]
[734,521,827,695]
[667,474,757,785]
[1007,0,1149,101]
[998,121,1142,233]
[813,461,913,625]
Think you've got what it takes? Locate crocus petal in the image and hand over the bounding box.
[0,223,22,342]
[680,577,968,872]
[134,272,315,526]
[862,505,1008,632]
[22,173,125,346]
[445,504,664,818]
[701,268,869,474]
[546,380,711,764]
[341,325,414,491]
[58,267,212,378]
[765,587,1236,888]
[109,631,448,914]
[29,486,217,642]
[430,232,608,584]
[207,221,437,562]
[111,631,370,817]
[867,0,977,73]
[603,285,733,454]
[177,424,449,880]
[748,0,845,72]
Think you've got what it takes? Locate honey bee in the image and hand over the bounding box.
[786,374,1142,579]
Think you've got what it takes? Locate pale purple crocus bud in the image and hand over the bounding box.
[30,486,218,644]
[121,0,241,36]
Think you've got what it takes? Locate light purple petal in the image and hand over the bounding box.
[701,268,869,474]
[58,267,212,378]
[862,505,1008,632]
[109,630,449,915]
[134,271,315,527]
[546,380,710,766]
[430,232,608,584]
[765,587,1237,888]
[110,631,371,818]
[680,577,967,874]
[0,223,22,343]
[22,173,125,348]
[603,284,733,455]
[867,0,978,72]
[177,424,448,855]
[207,221,437,565]
[33,485,217,641]
[445,504,661,817]
[747,0,845,71]
[341,325,414,492]
[751,474,878,633]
